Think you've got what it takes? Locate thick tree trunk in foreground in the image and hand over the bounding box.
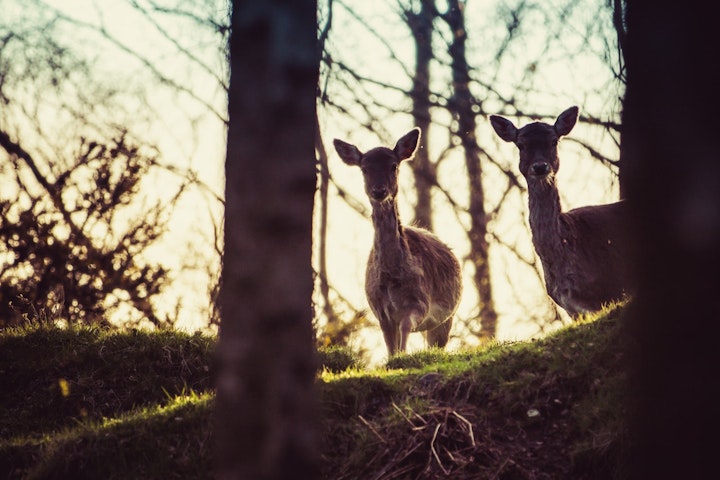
[215,2,319,479]
[623,2,720,477]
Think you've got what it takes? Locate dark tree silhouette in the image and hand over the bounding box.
[442,0,498,340]
[215,1,319,479]
[623,2,720,477]
[404,0,438,230]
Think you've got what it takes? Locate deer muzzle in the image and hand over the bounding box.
[530,162,551,176]
[370,187,390,201]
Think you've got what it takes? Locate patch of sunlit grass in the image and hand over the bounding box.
[1,303,632,479]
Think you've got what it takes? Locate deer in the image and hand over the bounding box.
[333,128,462,356]
[489,106,632,318]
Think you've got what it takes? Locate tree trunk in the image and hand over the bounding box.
[622,2,720,478]
[406,0,436,230]
[612,0,629,199]
[443,0,498,341]
[215,2,319,479]
[315,110,338,331]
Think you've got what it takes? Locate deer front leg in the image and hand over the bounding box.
[377,312,401,356]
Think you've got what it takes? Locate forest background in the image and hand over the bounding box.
[0,0,625,363]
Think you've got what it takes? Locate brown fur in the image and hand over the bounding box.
[334,129,462,355]
[490,107,632,317]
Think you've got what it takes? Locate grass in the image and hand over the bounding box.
[319,305,630,479]
[0,305,631,479]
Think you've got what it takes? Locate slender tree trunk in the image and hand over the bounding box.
[315,110,338,330]
[622,2,720,478]
[215,2,319,479]
[406,0,436,229]
[443,0,498,340]
[612,0,629,199]
[316,0,338,333]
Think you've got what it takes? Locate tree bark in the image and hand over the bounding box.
[315,110,338,330]
[406,0,436,230]
[443,0,498,341]
[613,0,629,199]
[622,1,720,477]
[215,2,319,479]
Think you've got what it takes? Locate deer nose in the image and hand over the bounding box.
[370,187,389,200]
[530,162,550,176]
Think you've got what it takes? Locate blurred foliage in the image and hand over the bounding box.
[317,344,366,373]
[316,308,372,348]
[0,134,177,328]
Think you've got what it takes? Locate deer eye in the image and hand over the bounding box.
[517,144,525,152]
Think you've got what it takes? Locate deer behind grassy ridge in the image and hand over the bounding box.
[490,106,632,317]
[333,128,462,356]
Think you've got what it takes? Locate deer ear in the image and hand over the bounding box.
[333,139,363,166]
[394,128,421,161]
[489,115,518,143]
[554,106,579,136]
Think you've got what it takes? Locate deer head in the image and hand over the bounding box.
[333,128,420,203]
[490,106,579,183]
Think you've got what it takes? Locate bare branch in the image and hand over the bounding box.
[126,0,228,92]
[37,0,227,124]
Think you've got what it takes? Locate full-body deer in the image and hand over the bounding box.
[333,128,462,356]
[490,106,631,317]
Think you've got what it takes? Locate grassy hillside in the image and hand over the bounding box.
[0,306,629,479]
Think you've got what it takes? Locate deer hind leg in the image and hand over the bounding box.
[425,317,453,349]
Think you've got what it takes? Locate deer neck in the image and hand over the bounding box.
[370,199,408,268]
[527,177,564,259]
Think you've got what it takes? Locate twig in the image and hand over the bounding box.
[490,457,510,480]
[452,410,476,447]
[392,402,425,430]
[410,408,428,426]
[430,422,449,475]
[358,415,387,444]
